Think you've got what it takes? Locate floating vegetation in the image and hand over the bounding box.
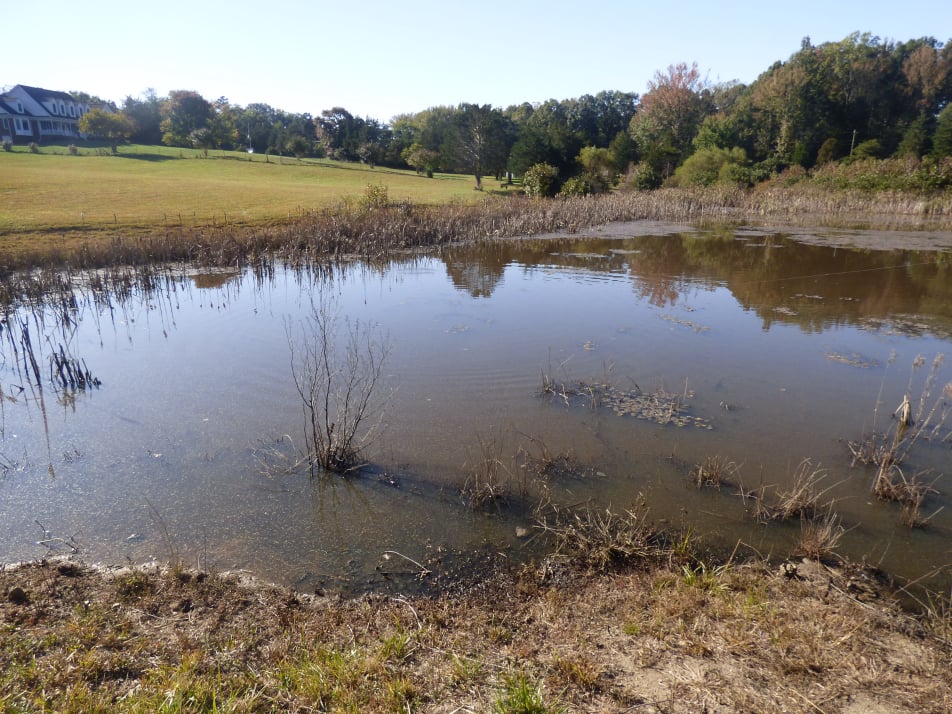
[825,351,881,369]
[598,382,712,429]
[542,373,712,429]
[660,314,710,332]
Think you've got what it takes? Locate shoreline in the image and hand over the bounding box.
[3,187,951,275]
[2,548,950,712]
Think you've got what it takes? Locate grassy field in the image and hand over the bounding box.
[0,143,488,237]
[3,143,951,273]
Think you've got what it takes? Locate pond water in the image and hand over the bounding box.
[2,224,951,594]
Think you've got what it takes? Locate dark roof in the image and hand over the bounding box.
[17,85,77,103]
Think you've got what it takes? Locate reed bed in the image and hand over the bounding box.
[4,184,952,281]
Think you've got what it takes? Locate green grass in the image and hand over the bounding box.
[0,142,487,237]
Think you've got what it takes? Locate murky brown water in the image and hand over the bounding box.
[2,224,951,593]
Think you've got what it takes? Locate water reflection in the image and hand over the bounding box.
[1,225,950,594]
[439,233,952,337]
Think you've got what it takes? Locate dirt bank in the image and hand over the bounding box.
[2,554,949,712]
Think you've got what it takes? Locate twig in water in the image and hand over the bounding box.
[382,550,431,577]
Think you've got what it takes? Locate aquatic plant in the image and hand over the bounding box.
[534,499,657,572]
[794,510,845,561]
[461,432,513,510]
[849,353,950,526]
[771,460,835,521]
[692,455,738,490]
[287,291,390,475]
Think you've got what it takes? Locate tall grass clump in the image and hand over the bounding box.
[794,509,845,561]
[492,671,560,714]
[534,499,658,572]
[692,455,738,490]
[461,432,514,510]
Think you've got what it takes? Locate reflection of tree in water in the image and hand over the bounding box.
[444,260,507,299]
[440,232,952,335]
[626,231,952,337]
[441,241,511,298]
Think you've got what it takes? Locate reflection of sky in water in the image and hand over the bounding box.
[1,232,951,592]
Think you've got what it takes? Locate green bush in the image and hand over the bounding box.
[809,156,951,192]
[671,147,749,188]
[558,176,591,196]
[359,183,389,210]
[816,138,838,165]
[718,162,753,187]
[622,162,661,191]
[851,139,882,160]
[523,163,559,198]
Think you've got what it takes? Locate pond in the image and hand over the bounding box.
[2,223,951,595]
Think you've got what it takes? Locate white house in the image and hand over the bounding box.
[0,85,91,143]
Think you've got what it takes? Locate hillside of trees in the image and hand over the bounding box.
[76,32,952,194]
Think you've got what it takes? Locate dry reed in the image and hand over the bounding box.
[794,510,846,561]
[692,455,738,490]
[5,184,952,281]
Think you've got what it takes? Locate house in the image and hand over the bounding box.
[0,85,91,143]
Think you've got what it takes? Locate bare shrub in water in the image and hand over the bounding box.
[287,292,390,475]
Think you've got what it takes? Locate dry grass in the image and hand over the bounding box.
[2,551,950,713]
[534,499,660,574]
[461,432,515,511]
[771,459,836,520]
[742,459,837,523]
[692,455,738,490]
[5,181,952,277]
[794,510,846,561]
[850,353,950,528]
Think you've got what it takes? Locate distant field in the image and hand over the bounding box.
[0,143,490,239]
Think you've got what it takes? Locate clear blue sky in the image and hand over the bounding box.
[7,0,951,121]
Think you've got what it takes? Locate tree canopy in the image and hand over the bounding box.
[81,31,951,190]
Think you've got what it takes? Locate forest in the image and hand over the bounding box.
[76,32,952,193]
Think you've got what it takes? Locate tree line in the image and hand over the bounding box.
[77,32,952,193]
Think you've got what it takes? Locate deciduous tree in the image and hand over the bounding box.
[446,103,511,189]
[161,90,212,147]
[78,108,134,153]
[629,62,713,177]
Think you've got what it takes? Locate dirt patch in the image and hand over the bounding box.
[2,556,949,712]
